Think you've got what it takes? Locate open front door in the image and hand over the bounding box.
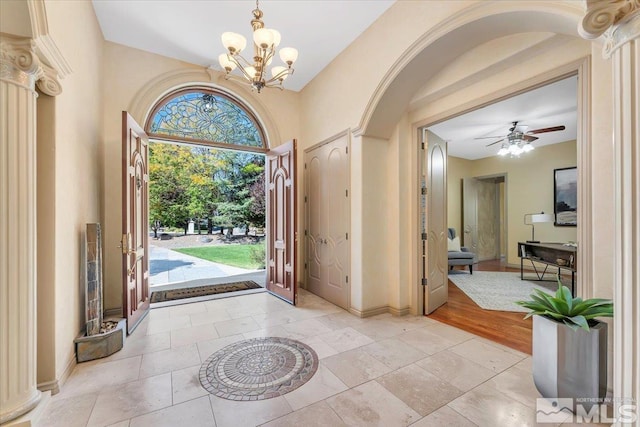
[266,140,297,304]
[122,111,150,333]
[424,130,448,314]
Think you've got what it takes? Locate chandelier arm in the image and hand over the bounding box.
[262,48,275,69]
[230,54,254,69]
[222,73,253,85]
[236,62,258,81]
[263,80,284,90]
[254,46,275,78]
[265,68,292,85]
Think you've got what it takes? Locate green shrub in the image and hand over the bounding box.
[250,244,266,269]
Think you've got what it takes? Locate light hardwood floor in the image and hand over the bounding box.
[427,260,534,355]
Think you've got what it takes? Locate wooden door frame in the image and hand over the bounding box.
[413,58,591,316]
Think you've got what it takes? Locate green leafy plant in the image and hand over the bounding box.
[250,244,266,269]
[516,276,613,331]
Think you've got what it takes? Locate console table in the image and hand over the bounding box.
[518,242,577,295]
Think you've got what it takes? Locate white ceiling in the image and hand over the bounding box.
[429,76,578,160]
[91,0,395,92]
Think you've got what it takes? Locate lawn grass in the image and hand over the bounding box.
[174,244,264,269]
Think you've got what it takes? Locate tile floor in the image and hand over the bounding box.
[38,289,604,427]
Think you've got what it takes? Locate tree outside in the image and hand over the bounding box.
[149,142,265,236]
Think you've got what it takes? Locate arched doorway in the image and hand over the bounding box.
[121,85,297,331]
[351,2,590,320]
[144,88,268,305]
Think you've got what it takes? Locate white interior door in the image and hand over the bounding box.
[424,130,448,314]
[304,134,350,309]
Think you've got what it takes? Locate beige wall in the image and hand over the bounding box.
[447,141,578,265]
[300,0,473,146]
[101,42,301,312]
[39,0,105,381]
[36,93,57,388]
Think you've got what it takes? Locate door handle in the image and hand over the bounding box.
[120,233,136,255]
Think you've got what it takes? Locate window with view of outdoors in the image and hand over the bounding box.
[147,89,267,276]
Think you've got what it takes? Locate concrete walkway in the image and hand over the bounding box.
[149,245,265,288]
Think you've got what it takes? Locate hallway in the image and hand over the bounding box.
[38,290,568,426]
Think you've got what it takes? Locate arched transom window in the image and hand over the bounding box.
[145,88,267,152]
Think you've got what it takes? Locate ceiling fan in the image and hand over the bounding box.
[476,121,566,147]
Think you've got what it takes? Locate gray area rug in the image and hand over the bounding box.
[448,271,558,312]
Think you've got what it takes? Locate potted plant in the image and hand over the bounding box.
[516,277,613,404]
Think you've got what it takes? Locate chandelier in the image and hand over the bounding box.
[218,0,298,93]
[497,131,534,157]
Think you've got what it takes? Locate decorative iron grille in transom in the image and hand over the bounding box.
[146,89,266,151]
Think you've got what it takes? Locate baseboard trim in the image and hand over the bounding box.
[37,380,59,395]
[57,353,76,390]
[349,305,410,318]
[388,306,411,316]
[349,305,386,318]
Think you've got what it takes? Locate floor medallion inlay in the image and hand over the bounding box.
[199,337,318,401]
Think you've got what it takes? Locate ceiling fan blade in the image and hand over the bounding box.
[527,125,565,134]
[486,138,505,147]
[474,135,507,140]
[523,135,539,142]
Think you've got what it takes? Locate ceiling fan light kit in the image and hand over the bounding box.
[485,121,565,158]
[218,0,298,93]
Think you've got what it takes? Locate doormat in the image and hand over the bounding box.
[200,337,318,401]
[150,280,261,303]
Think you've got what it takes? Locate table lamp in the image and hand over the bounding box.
[524,211,554,243]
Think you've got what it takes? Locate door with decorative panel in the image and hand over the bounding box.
[304,133,350,310]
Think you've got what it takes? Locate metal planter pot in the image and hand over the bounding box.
[533,315,607,401]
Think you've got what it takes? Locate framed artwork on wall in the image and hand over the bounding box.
[554,167,577,226]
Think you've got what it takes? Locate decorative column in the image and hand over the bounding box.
[0,35,61,424]
[580,2,640,425]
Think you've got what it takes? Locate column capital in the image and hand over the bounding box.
[579,0,640,58]
[0,35,62,96]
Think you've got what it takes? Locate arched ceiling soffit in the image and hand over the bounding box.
[128,68,280,148]
[359,3,584,140]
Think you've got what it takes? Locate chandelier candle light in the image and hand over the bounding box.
[218,0,298,92]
